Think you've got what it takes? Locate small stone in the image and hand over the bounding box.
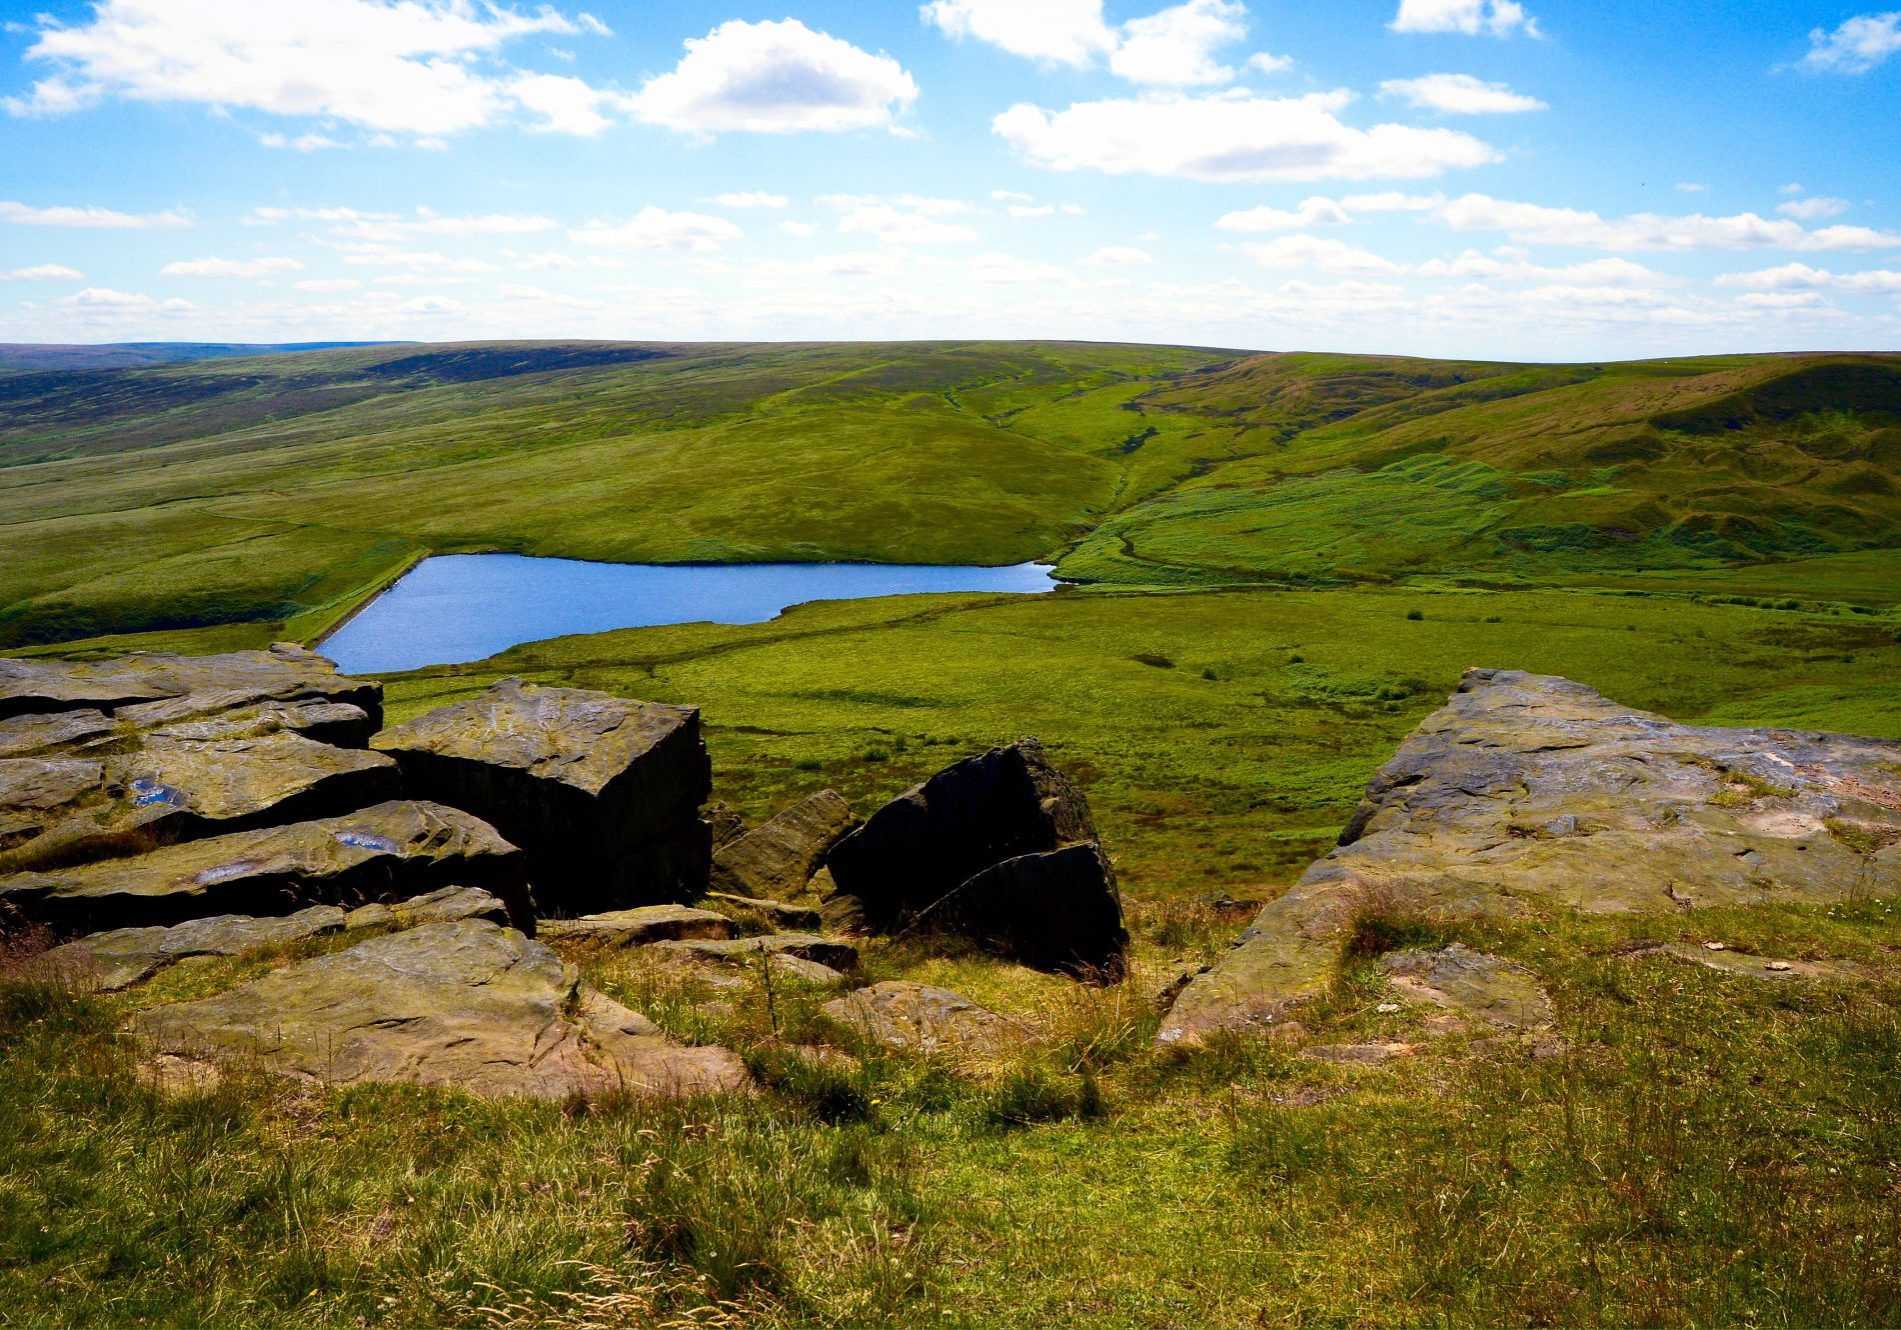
[1376,1001,1402,1014]
[1703,941,1727,951]
[1765,960,1793,972]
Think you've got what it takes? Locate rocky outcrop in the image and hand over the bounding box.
[127,920,748,1099]
[1,800,530,934]
[540,904,739,946]
[371,678,710,911]
[652,932,860,972]
[822,981,1027,1056]
[823,739,1126,974]
[710,790,856,900]
[45,904,348,990]
[703,892,823,934]
[1159,668,1901,1045]
[339,885,513,932]
[0,644,380,727]
[1379,944,1555,1032]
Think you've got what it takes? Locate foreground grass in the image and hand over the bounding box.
[6,893,1900,1328]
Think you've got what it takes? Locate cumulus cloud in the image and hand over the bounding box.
[161,255,305,277]
[825,194,978,245]
[2,0,614,137]
[966,252,1075,283]
[56,285,193,310]
[993,91,1500,182]
[1391,0,1539,37]
[293,277,363,292]
[1079,246,1154,265]
[0,200,191,228]
[629,19,917,134]
[1240,234,1407,275]
[569,206,744,252]
[1379,72,1546,113]
[1776,196,1850,220]
[779,220,819,237]
[708,192,789,209]
[1,263,84,280]
[1715,262,1901,293]
[1110,0,1248,86]
[1430,193,1901,250]
[1800,12,1901,73]
[1415,250,1672,285]
[919,0,1116,66]
[1216,197,1354,230]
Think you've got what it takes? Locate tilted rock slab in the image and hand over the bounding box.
[45,905,349,991]
[371,678,710,911]
[824,739,1127,973]
[1,800,530,935]
[710,789,856,900]
[339,884,513,932]
[128,920,749,1100]
[0,644,380,728]
[0,734,400,875]
[539,903,739,946]
[703,892,823,934]
[822,981,1028,1057]
[1160,668,1901,1044]
[652,931,860,972]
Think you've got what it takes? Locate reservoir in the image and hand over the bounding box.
[320,553,1058,674]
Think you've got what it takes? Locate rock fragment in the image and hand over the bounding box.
[821,981,1027,1056]
[710,789,856,900]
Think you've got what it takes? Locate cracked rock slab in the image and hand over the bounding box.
[127,920,748,1099]
[821,981,1026,1056]
[540,904,738,946]
[45,904,348,990]
[0,644,379,726]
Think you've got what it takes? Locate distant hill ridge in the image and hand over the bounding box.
[0,341,406,373]
[0,340,1896,648]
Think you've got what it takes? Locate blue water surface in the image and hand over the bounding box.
[319,553,1057,675]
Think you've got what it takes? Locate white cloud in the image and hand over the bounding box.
[1379,72,1545,114]
[1715,262,1901,294]
[1241,234,1407,275]
[825,194,978,245]
[779,220,819,237]
[161,255,305,277]
[3,0,610,136]
[629,19,917,134]
[1779,182,1806,195]
[56,286,193,310]
[516,252,578,270]
[0,200,191,228]
[1216,196,1354,231]
[1246,51,1293,74]
[259,131,346,151]
[569,206,744,252]
[1391,0,1539,37]
[1801,12,1901,73]
[920,0,1116,67]
[338,246,499,272]
[967,252,1075,284]
[336,211,559,241]
[708,192,789,209]
[1431,192,1901,250]
[1,263,84,280]
[1675,182,1708,193]
[993,91,1500,182]
[1415,249,1672,285]
[1732,291,1831,309]
[293,277,362,292]
[507,72,619,136]
[1776,196,1850,220]
[1079,246,1153,265]
[1110,0,1247,86]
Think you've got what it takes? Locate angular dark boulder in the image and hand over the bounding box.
[915,842,1127,977]
[711,788,856,900]
[371,678,709,911]
[827,739,1097,926]
[0,799,530,935]
[823,738,1125,974]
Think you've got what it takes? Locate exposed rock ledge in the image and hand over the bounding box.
[1160,668,1901,1045]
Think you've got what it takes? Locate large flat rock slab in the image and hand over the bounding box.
[127,920,749,1099]
[0,800,530,935]
[822,981,1027,1057]
[0,644,378,726]
[540,904,739,946]
[1161,668,1901,1045]
[710,789,856,899]
[652,931,859,972]
[372,678,710,910]
[45,905,347,991]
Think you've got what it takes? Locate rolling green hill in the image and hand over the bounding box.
[1,341,1898,648]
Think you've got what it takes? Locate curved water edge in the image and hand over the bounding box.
[317,553,1059,675]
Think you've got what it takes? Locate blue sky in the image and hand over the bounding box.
[0,0,1897,358]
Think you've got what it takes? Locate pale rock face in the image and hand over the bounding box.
[1159,668,1901,1045]
[822,981,1027,1057]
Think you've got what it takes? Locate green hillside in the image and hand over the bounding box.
[2,341,1897,650]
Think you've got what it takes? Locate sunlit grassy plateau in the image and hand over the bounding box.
[4,341,1901,1327]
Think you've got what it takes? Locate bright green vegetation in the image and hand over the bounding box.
[5,341,1901,1326]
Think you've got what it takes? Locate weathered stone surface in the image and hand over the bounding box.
[125,696,378,748]
[705,802,747,847]
[1631,940,1854,981]
[1161,668,1901,1045]
[1379,944,1555,1031]
[0,644,379,726]
[45,905,347,990]
[821,981,1026,1056]
[540,904,738,946]
[0,735,402,876]
[915,842,1127,977]
[652,932,859,972]
[1,800,530,935]
[710,790,856,900]
[342,885,512,931]
[371,678,710,910]
[704,892,823,934]
[0,709,120,758]
[826,739,1096,926]
[128,920,748,1099]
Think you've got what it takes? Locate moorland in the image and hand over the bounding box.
[4,340,1901,1327]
